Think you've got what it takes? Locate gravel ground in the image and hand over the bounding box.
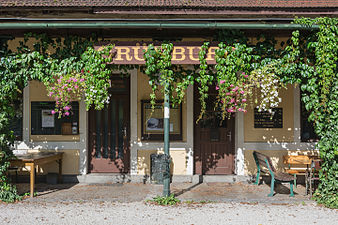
[1,201,337,225]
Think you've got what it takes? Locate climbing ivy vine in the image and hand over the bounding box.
[0,33,133,202]
[141,17,337,208]
[286,17,337,208]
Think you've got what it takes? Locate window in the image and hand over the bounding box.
[300,100,318,142]
[31,101,79,135]
[141,100,182,141]
[9,98,23,141]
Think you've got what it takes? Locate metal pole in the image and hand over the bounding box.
[163,82,170,197]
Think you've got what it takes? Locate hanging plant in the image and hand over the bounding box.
[248,63,285,113]
[214,43,257,119]
[143,43,174,110]
[196,42,214,122]
[46,71,86,117]
[44,44,114,116]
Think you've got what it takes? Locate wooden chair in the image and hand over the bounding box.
[253,151,295,197]
[307,159,321,196]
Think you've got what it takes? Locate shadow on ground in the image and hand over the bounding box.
[15,181,312,205]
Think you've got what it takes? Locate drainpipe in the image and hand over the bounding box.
[0,22,318,29]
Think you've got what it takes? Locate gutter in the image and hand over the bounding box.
[0,22,318,29]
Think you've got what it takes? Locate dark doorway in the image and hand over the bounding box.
[88,76,130,173]
[194,85,235,175]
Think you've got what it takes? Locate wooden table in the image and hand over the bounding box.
[10,152,64,198]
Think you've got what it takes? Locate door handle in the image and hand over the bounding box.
[227,131,232,142]
[122,126,127,137]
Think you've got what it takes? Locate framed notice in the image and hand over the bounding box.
[41,110,55,128]
[141,100,182,141]
[254,108,283,128]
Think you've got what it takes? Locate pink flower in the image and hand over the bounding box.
[232,86,239,92]
[215,86,219,90]
[240,90,245,94]
[73,78,78,82]
[80,78,85,82]
[230,98,235,103]
[52,87,55,90]
[243,110,247,113]
[242,72,245,75]
[244,75,248,78]
[242,99,247,102]
[51,110,56,115]
[64,112,70,116]
[226,92,231,96]
[67,88,72,91]
[238,108,242,111]
[220,80,226,84]
[74,85,79,89]
[57,79,61,83]
[67,79,72,83]
[48,92,53,96]
[64,105,71,111]
[230,84,234,87]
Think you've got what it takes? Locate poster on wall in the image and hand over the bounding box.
[41,110,55,128]
[141,101,182,140]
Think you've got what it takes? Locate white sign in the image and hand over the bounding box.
[41,110,54,128]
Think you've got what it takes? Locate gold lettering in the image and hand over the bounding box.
[132,46,145,62]
[206,47,218,61]
[115,47,132,61]
[172,47,186,61]
[187,47,200,61]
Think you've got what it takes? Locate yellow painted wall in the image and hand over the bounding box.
[244,84,294,142]
[29,80,80,142]
[137,149,187,175]
[244,150,319,176]
[137,70,187,142]
[18,149,80,175]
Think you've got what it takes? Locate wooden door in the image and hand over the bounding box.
[88,77,130,173]
[194,86,235,175]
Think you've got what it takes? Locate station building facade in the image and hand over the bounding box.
[1,0,335,182]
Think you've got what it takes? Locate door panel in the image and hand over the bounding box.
[194,86,235,175]
[89,77,130,173]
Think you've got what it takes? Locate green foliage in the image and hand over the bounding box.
[286,17,337,208]
[197,42,213,121]
[0,34,130,203]
[0,181,22,203]
[214,42,256,119]
[150,194,181,206]
[143,43,194,111]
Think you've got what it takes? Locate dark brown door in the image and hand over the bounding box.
[194,86,235,175]
[88,77,130,173]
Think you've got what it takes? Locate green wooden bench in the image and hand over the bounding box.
[253,151,295,197]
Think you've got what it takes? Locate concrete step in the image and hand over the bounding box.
[76,174,250,184]
[202,175,250,183]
